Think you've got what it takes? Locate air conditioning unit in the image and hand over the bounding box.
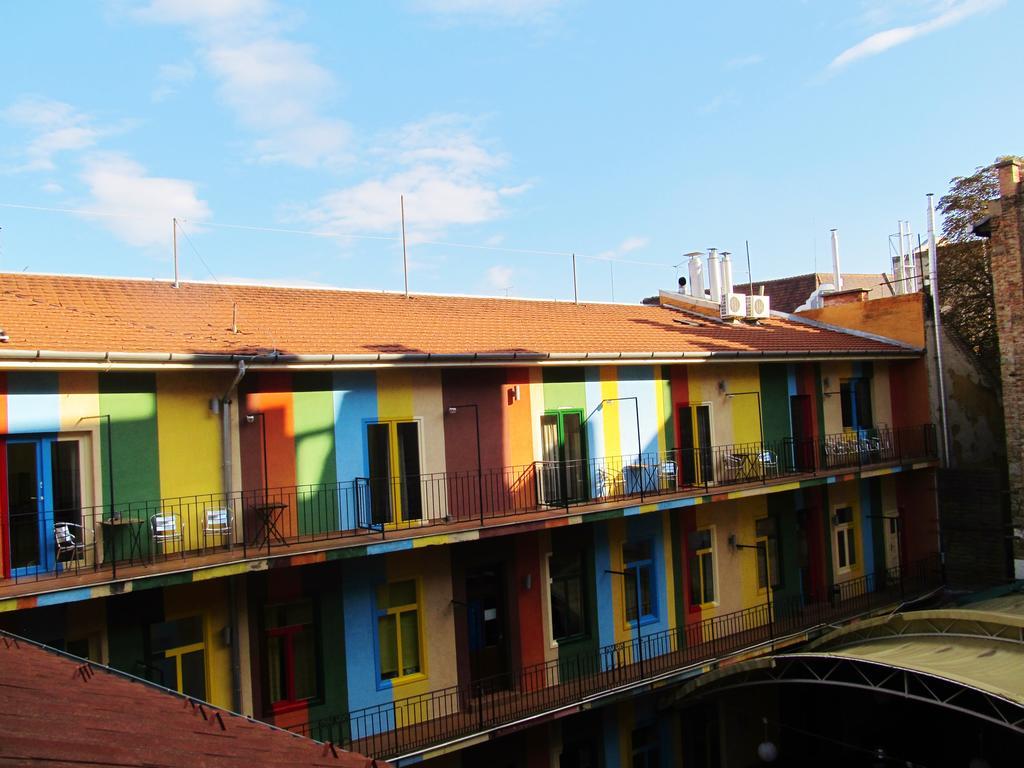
[720,293,745,320]
[747,294,771,319]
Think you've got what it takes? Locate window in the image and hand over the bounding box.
[688,528,716,607]
[840,378,873,429]
[549,551,586,642]
[755,517,781,589]
[834,507,856,572]
[265,600,318,710]
[623,540,656,624]
[366,421,423,523]
[631,723,662,768]
[148,616,206,699]
[377,580,422,681]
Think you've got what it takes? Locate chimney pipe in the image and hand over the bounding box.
[686,252,704,299]
[830,229,843,291]
[707,248,721,304]
[897,220,908,292]
[721,251,734,295]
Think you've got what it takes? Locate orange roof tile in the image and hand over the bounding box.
[0,633,385,767]
[0,273,915,362]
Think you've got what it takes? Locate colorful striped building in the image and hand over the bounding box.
[0,274,942,766]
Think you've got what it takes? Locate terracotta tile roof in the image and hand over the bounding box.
[0,273,914,361]
[0,633,385,767]
[744,273,894,313]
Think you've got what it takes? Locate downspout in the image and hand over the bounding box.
[927,194,949,582]
[927,195,951,467]
[221,359,247,713]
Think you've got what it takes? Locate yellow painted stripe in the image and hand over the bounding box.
[600,368,620,457]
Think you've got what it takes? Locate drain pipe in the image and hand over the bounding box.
[927,195,950,467]
[221,359,247,714]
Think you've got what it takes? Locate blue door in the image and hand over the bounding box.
[6,439,55,576]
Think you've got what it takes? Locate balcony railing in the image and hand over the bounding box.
[1,424,937,587]
[289,556,944,760]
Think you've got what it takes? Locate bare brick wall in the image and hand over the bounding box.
[986,158,1024,575]
[938,468,1012,588]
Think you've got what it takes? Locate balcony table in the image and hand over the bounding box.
[249,502,289,548]
[98,516,145,578]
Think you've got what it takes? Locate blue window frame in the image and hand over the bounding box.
[623,539,657,625]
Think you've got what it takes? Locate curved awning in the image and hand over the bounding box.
[674,601,1024,732]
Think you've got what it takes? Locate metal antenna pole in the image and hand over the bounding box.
[401,195,409,298]
[572,253,578,304]
[745,240,753,296]
[172,217,179,288]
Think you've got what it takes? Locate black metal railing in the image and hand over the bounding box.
[289,556,943,759]
[1,424,937,587]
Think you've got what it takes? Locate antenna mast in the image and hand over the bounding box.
[172,217,179,288]
[401,195,409,298]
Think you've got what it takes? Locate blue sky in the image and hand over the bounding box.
[1,0,1021,303]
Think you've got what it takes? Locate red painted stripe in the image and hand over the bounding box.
[0,373,8,579]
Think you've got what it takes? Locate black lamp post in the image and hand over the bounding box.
[588,396,644,500]
[729,533,775,647]
[446,404,483,524]
[866,513,903,596]
[246,412,268,504]
[78,414,118,575]
[605,567,645,678]
[722,388,764,447]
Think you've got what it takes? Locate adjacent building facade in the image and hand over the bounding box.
[0,274,942,766]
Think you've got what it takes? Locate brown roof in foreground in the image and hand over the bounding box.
[745,273,894,313]
[0,633,384,767]
[0,272,913,360]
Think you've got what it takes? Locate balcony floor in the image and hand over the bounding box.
[0,457,937,606]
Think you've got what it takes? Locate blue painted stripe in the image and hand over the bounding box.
[342,555,392,717]
[7,372,60,434]
[366,539,414,555]
[593,523,616,658]
[333,371,378,529]
[35,586,96,607]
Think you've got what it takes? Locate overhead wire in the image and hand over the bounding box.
[0,201,677,272]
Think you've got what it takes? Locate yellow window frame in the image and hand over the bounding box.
[377,579,426,685]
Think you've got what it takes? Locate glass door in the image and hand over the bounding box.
[677,406,713,486]
[538,411,588,506]
[367,424,392,525]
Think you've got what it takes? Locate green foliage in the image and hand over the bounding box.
[934,157,1022,388]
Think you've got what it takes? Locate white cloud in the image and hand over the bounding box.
[132,0,271,25]
[412,0,566,22]
[41,181,63,194]
[205,38,349,167]
[486,265,514,289]
[301,116,520,241]
[618,236,649,253]
[593,236,651,262]
[79,153,211,247]
[4,97,104,172]
[151,60,196,102]
[724,53,763,70]
[828,0,1003,72]
[132,0,350,167]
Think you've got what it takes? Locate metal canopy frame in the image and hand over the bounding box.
[681,653,1024,733]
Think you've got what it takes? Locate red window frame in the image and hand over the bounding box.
[265,607,316,714]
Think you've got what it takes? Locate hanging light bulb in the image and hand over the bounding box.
[757,717,778,763]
